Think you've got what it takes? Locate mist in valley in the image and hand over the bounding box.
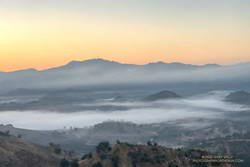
[0,91,248,130]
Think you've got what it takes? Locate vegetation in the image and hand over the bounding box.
[49,142,62,155]
[0,134,60,167]
[91,162,103,167]
[79,142,229,167]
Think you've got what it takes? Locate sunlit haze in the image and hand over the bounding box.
[1,0,250,71]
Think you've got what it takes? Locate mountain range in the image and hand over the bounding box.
[1,59,250,95]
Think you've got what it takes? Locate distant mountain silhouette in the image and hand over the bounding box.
[53,59,125,71]
[52,59,220,72]
[143,90,181,101]
[7,59,220,73]
[0,58,250,95]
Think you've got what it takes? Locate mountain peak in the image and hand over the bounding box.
[147,61,166,65]
[143,90,181,101]
[146,61,185,66]
[66,58,120,67]
[68,58,116,64]
[12,68,38,73]
[203,64,220,68]
[51,59,120,71]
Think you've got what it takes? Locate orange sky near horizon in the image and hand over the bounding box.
[1,1,250,72]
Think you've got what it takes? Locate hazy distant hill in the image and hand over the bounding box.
[0,132,59,167]
[225,91,250,105]
[143,90,181,101]
[48,59,218,72]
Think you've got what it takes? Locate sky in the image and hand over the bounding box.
[0,0,250,71]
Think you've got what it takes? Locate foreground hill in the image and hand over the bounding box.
[0,132,60,167]
[80,142,229,167]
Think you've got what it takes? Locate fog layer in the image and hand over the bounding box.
[0,91,248,130]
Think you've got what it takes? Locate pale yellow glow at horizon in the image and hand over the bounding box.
[1,11,250,72]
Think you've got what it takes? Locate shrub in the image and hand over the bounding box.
[111,156,120,167]
[96,142,111,153]
[81,153,93,160]
[92,162,103,167]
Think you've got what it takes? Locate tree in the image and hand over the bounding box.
[92,162,103,167]
[96,142,111,153]
[111,156,120,167]
[168,161,178,167]
[49,142,62,155]
[81,153,92,160]
[70,159,79,167]
[60,158,70,167]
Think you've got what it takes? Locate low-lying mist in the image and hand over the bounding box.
[0,91,248,130]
